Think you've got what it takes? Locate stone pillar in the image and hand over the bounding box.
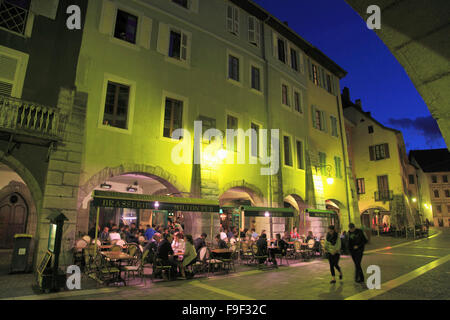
[37,88,86,269]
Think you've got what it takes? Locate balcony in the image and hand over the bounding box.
[374,190,394,202]
[0,94,68,146]
[0,0,30,35]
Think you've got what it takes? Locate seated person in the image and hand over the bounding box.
[99,227,109,243]
[251,228,259,241]
[180,235,197,278]
[144,224,156,241]
[144,233,160,263]
[282,231,291,242]
[156,233,177,278]
[256,233,268,264]
[290,227,300,240]
[215,234,228,249]
[306,231,315,242]
[194,233,207,253]
[172,233,185,252]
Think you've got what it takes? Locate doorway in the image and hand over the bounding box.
[0,193,28,248]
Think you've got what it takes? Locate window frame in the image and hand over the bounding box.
[98,74,136,134]
[113,8,139,45]
[283,134,293,168]
[281,79,291,109]
[356,178,365,194]
[248,16,260,47]
[293,88,303,115]
[159,90,188,142]
[226,4,239,36]
[226,49,243,86]
[330,115,339,137]
[249,121,263,160]
[249,63,263,94]
[0,45,29,98]
[295,138,305,170]
[225,111,241,153]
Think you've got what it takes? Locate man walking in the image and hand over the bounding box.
[348,223,368,283]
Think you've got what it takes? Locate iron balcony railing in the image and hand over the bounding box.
[374,190,394,202]
[0,0,30,35]
[0,94,67,141]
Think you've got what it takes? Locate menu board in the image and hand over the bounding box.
[37,251,52,275]
[48,223,57,252]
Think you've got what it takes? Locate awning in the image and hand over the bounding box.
[240,206,294,217]
[306,209,337,218]
[92,190,220,212]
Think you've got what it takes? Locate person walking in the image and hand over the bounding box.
[325,225,343,284]
[348,223,368,283]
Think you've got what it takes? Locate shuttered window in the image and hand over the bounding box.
[114,9,138,44]
[319,152,327,175]
[0,54,17,96]
[169,30,188,61]
[369,143,390,161]
[248,16,260,46]
[227,5,239,35]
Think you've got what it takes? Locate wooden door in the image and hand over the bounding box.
[0,194,28,248]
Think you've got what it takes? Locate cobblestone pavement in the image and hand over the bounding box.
[1,228,448,300]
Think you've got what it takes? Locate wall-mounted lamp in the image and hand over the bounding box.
[264,211,270,217]
[100,182,112,189]
[154,201,160,209]
[412,197,417,203]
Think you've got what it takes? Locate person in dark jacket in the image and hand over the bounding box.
[215,234,228,249]
[194,233,207,252]
[325,225,343,284]
[156,233,177,278]
[348,223,368,283]
[256,233,268,265]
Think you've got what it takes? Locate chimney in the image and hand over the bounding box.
[342,87,350,101]
[283,21,289,26]
[355,99,362,108]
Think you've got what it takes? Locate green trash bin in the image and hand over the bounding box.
[10,234,33,273]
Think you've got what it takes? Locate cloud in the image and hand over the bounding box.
[388,116,443,142]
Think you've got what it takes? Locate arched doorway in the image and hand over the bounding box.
[326,199,342,232]
[284,194,307,234]
[0,193,28,248]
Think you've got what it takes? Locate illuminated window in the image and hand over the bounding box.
[312,64,318,85]
[163,98,183,139]
[114,10,138,44]
[103,82,130,129]
[356,178,365,194]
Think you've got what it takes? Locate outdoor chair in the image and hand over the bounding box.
[152,257,174,282]
[293,241,307,261]
[240,242,254,265]
[205,247,224,276]
[122,249,149,285]
[286,243,295,259]
[306,239,316,259]
[252,244,268,268]
[110,245,122,252]
[274,248,289,266]
[218,248,235,273]
[92,253,123,286]
[193,246,209,276]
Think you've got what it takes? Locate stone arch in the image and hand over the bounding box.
[284,193,308,234]
[219,180,266,206]
[77,163,186,210]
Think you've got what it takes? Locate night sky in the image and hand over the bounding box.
[252,0,447,152]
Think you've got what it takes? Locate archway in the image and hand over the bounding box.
[284,194,307,235]
[360,206,390,232]
[326,199,346,232]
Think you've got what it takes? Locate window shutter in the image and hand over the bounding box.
[384,143,390,158]
[190,0,199,13]
[299,52,304,74]
[272,31,278,58]
[31,0,59,20]
[248,17,255,43]
[138,16,152,49]
[322,111,328,132]
[157,22,170,55]
[0,54,18,96]
[307,58,313,81]
[255,20,260,46]
[311,105,317,128]
[99,0,116,35]
[226,6,233,33]
[180,33,188,61]
[233,7,239,35]
[369,146,375,161]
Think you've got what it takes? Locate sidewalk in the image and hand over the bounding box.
[0,230,437,300]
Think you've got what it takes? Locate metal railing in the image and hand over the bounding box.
[0,94,67,141]
[374,190,394,202]
[0,0,30,35]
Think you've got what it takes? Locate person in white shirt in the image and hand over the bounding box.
[171,232,185,252]
[109,228,121,242]
[220,228,228,241]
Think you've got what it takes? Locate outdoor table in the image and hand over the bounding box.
[211,248,232,260]
[100,245,113,251]
[100,252,134,285]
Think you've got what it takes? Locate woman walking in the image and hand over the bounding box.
[325,225,343,284]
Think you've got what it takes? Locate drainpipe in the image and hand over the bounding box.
[336,95,352,227]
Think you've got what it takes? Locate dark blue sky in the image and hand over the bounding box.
[253,0,447,152]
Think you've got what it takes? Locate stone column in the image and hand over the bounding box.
[36,88,87,269]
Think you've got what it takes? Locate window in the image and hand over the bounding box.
[228,55,240,81]
[172,0,188,8]
[434,190,439,198]
[251,122,260,157]
[103,81,130,129]
[163,98,183,139]
[251,66,260,91]
[319,152,326,175]
[443,175,448,183]
[312,106,326,132]
[294,90,303,113]
[334,156,342,178]
[368,126,374,134]
[431,175,437,183]
[168,30,188,61]
[326,74,332,93]
[281,84,290,106]
[226,115,238,151]
[0,0,31,35]
[369,144,390,161]
[290,48,298,71]
[198,115,216,144]
[114,10,138,44]
[409,175,415,184]
[283,136,292,166]
[248,16,260,46]
[227,5,239,35]
[277,38,286,63]
[296,140,304,170]
[377,175,390,200]
[436,205,442,214]
[356,178,365,194]
[0,46,28,98]
[330,116,338,137]
[445,190,450,197]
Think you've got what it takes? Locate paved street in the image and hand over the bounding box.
[2,228,449,301]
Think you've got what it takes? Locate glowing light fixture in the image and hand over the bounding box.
[264,211,270,217]
[154,201,160,209]
[217,148,227,160]
[326,177,334,185]
[412,197,417,203]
